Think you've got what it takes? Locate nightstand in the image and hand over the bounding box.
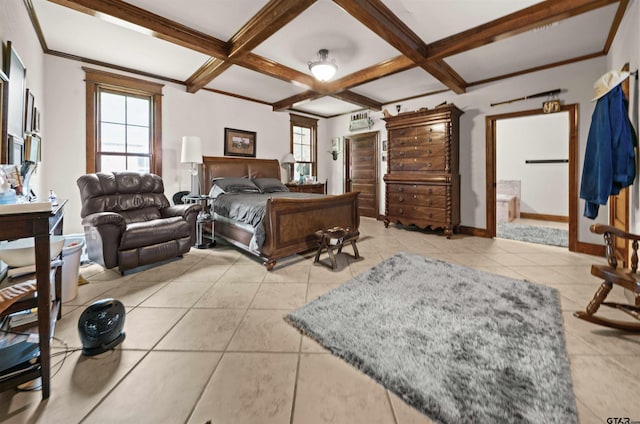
[285,182,325,194]
[184,195,215,249]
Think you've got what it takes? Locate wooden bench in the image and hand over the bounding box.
[313,227,360,270]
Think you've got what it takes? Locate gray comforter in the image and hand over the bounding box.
[213,191,323,250]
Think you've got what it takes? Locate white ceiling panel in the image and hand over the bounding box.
[383,0,541,42]
[123,0,270,41]
[294,96,361,116]
[34,0,209,81]
[253,1,401,79]
[447,4,618,82]
[351,68,447,103]
[29,0,628,118]
[206,66,306,103]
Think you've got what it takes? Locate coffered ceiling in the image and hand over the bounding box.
[27,0,628,117]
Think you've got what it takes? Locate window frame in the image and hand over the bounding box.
[289,113,318,179]
[84,67,163,175]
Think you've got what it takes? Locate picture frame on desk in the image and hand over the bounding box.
[224,127,256,158]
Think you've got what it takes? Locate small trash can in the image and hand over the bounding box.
[61,236,85,302]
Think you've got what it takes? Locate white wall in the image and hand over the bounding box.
[44,54,332,234]
[327,57,606,244]
[4,0,638,244]
[0,0,46,199]
[496,113,569,216]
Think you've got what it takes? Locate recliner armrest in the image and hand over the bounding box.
[161,204,200,245]
[81,212,126,269]
[161,204,200,219]
[82,211,126,228]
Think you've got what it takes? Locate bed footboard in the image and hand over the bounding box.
[260,192,360,269]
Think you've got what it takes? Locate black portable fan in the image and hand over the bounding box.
[78,298,126,356]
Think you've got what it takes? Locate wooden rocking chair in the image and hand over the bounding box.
[574,224,640,331]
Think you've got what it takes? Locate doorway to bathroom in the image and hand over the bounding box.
[486,105,578,250]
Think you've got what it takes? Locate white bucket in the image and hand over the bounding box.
[61,237,85,302]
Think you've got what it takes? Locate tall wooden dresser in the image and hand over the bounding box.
[383,104,463,238]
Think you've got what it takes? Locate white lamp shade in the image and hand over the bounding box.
[181,136,203,164]
[281,153,296,165]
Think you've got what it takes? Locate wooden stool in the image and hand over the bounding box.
[314,227,360,270]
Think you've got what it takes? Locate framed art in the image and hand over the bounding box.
[0,69,8,163]
[5,41,26,139]
[33,107,40,133]
[25,134,40,162]
[224,127,256,157]
[24,89,34,133]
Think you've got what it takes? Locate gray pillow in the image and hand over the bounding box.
[252,178,289,193]
[211,177,260,194]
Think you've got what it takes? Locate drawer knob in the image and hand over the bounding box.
[412,185,417,188]
[413,194,417,199]
[398,187,404,192]
[399,208,404,214]
[398,196,404,202]
[427,162,432,167]
[414,146,417,150]
[429,127,433,132]
[399,151,405,156]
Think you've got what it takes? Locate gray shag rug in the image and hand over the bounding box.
[286,252,577,424]
[497,222,568,247]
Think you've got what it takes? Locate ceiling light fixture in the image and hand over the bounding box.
[308,49,337,82]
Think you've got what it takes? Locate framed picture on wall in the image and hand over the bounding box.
[0,69,8,162]
[24,89,34,133]
[5,41,26,139]
[33,107,40,133]
[224,127,256,157]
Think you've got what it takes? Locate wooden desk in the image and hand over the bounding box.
[0,203,64,399]
[286,182,325,194]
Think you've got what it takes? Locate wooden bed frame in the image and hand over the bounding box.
[201,156,360,270]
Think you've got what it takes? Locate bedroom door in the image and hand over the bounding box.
[345,131,378,218]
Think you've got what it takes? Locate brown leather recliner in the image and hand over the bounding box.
[77,172,200,273]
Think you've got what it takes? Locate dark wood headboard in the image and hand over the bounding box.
[201,156,281,191]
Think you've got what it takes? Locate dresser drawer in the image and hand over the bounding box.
[387,192,446,208]
[415,123,446,136]
[387,184,447,197]
[390,143,445,159]
[387,204,447,222]
[390,157,445,172]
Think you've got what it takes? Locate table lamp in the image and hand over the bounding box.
[181,136,203,196]
[281,153,296,183]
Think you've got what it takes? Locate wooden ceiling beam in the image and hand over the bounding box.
[229,0,316,58]
[324,55,415,93]
[185,58,233,93]
[239,53,317,89]
[48,0,228,58]
[183,0,317,93]
[272,91,326,111]
[330,91,382,110]
[426,0,620,60]
[333,0,466,93]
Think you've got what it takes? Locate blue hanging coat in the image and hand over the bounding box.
[579,85,637,219]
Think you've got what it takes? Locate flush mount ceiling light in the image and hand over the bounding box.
[308,49,337,82]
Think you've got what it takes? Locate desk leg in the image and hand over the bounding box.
[34,234,51,399]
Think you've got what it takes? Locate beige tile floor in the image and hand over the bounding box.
[1,217,639,423]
